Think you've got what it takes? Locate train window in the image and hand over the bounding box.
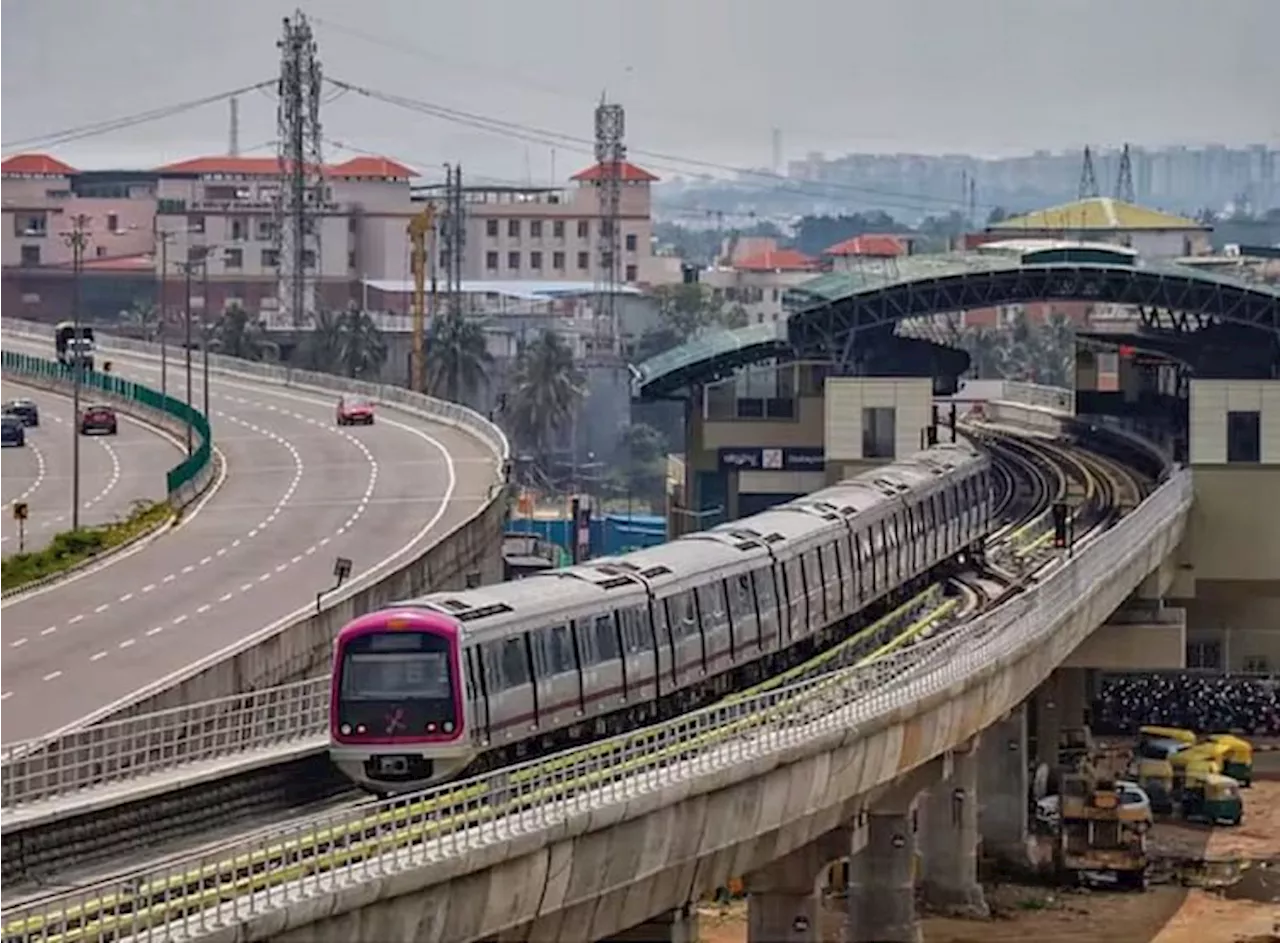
[482,644,503,692]
[753,568,775,608]
[549,624,575,674]
[501,637,529,687]
[735,573,751,601]
[594,614,619,660]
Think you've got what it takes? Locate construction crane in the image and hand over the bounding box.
[407,203,437,394]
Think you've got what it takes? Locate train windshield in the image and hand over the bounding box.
[340,632,451,701]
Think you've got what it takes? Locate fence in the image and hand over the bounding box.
[0,469,1193,941]
[0,350,214,510]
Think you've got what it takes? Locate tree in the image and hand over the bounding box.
[424,309,493,403]
[122,300,161,342]
[296,308,388,379]
[506,329,586,464]
[210,303,277,361]
[609,422,668,508]
[633,284,742,364]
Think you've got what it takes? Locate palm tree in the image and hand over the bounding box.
[336,308,388,380]
[424,310,493,403]
[506,329,586,464]
[211,303,277,361]
[122,300,161,342]
[296,309,346,372]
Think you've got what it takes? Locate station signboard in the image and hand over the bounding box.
[717,446,825,473]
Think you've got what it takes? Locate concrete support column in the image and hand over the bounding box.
[1057,667,1087,730]
[600,905,698,943]
[746,828,852,943]
[978,707,1029,866]
[920,746,989,917]
[848,812,920,943]
[1033,674,1062,770]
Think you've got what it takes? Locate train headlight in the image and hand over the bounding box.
[443,721,454,733]
[340,724,352,736]
[356,724,367,734]
[426,722,437,732]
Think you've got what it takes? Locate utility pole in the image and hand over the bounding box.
[592,98,626,357]
[1078,145,1100,200]
[183,256,195,454]
[62,213,91,530]
[1115,143,1135,204]
[155,228,177,400]
[407,203,437,394]
[274,10,324,328]
[201,252,212,417]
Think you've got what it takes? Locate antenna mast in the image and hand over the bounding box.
[593,98,626,356]
[1115,143,1135,203]
[229,97,240,157]
[274,10,325,328]
[1078,145,1100,200]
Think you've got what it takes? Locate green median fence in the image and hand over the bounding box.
[1,350,215,511]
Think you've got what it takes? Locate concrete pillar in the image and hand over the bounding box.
[746,828,852,943]
[600,906,697,943]
[978,707,1028,865]
[1033,674,1062,770]
[848,812,920,943]
[1057,667,1087,729]
[920,746,989,917]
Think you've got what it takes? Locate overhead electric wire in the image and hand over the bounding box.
[324,76,990,216]
[1,80,276,152]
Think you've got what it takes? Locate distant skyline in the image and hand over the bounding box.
[3,0,1278,183]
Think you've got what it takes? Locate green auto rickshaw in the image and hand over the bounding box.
[1135,756,1175,815]
[1181,772,1243,826]
[1208,734,1254,787]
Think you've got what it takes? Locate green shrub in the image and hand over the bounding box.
[1,500,172,591]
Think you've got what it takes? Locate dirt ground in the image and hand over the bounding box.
[696,778,1280,943]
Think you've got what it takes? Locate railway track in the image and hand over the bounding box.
[0,428,1155,942]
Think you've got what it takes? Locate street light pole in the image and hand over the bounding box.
[156,230,173,400]
[201,253,211,418]
[63,214,91,531]
[183,258,194,455]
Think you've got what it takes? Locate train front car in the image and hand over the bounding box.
[329,608,474,795]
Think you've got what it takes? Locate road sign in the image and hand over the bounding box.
[13,501,28,521]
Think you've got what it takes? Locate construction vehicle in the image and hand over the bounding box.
[1056,770,1150,890]
[54,321,95,372]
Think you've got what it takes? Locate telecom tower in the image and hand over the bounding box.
[274,11,325,328]
[592,98,625,354]
[1115,143,1135,203]
[1078,145,1100,200]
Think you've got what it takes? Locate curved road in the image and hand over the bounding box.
[1,385,177,555]
[0,339,499,742]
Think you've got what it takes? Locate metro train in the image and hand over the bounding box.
[330,441,995,794]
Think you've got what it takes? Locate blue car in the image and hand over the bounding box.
[1,415,25,448]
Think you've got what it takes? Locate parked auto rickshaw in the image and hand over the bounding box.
[1181,773,1244,826]
[1139,726,1196,750]
[1170,747,1225,800]
[1208,734,1254,786]
[1134,757,1175,815]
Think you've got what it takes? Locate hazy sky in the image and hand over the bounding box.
[3,0,1278,184]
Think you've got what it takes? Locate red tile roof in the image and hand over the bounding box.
[156,155,416,178]
[733,248,819,272]
[328,156,417,179]
[571,161,659,183]
[823,234,908,258]
[2,153,78,176]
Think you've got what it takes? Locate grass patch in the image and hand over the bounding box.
[1,499,172,592]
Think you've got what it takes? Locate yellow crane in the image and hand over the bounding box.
[407,203,437,394]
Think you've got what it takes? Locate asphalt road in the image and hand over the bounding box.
[0,339,500,742]
[1,385,177,556]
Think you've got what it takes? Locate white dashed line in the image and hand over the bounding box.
[68,615,84,625]
[145,626,164,637]
[11,638,28,649]
[40,626,56,637]
[142,583,156,593]
[42,671,62,682]
[218,592,233,602]
[172,614,188,625]
[118,592,134,603]
[93,603,110,614]
[91,651,108,662]
[119,638,136,649]
[195,603,211,614]
[1,692,12,701]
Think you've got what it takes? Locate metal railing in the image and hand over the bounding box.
[0,350,213,505]
[0,680,328,810]
[0,470,1192,941]
[1002,380,1074,414]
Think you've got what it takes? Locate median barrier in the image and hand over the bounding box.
[0,320,510,729]
[0,350,216,514]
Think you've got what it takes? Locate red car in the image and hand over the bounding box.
[336,396,375,426]
[80,403,118,436]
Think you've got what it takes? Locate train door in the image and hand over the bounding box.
[753,567,781,651]
[465,647,491,743]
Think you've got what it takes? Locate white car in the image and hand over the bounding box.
[1035,780,1152,830]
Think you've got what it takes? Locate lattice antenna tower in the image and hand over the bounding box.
[593,98,626,354]
[1115,143,1135,203]
[274,10,325,328]
[1078,145,1100,200]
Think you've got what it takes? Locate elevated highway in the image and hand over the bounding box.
[0,388,1195,942]
[0,322,508,743]
[0,385,178,555]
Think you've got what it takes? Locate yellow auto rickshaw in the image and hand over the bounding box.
[1181,773,1244,826]
[1208,734,1254,787]
[1135,756,1175,815]
[1170,746,1225,800]
[1139,725,1197,750]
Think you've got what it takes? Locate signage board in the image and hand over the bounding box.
[717,447,825,473]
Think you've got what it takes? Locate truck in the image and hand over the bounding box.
[1056,770,1150,890]
[54,321,95,372]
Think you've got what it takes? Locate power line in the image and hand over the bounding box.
[1,81,275,151]
[324,76,990,215]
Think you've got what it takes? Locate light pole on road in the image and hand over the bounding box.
[61,214,92,530]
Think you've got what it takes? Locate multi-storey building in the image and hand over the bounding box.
[2,152,659,321]
[699,237,821,323]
